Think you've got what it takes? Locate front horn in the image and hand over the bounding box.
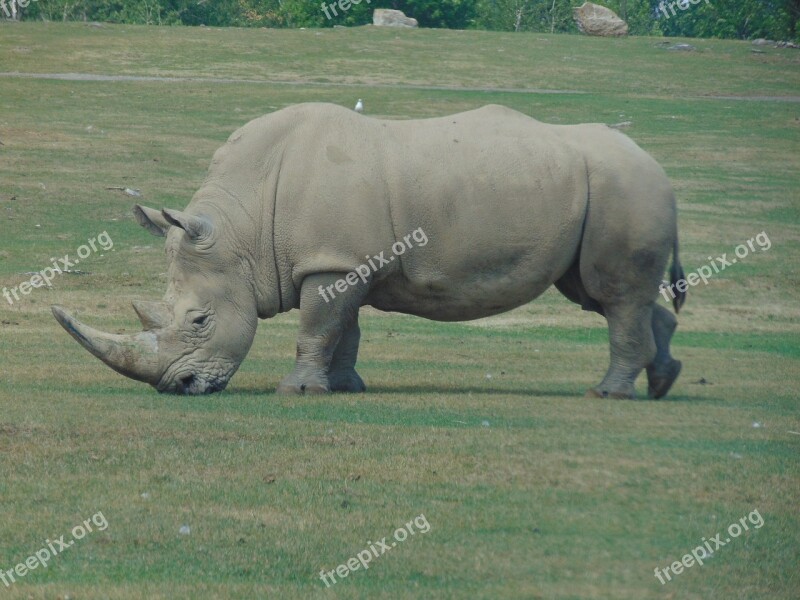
[52,305,163,386]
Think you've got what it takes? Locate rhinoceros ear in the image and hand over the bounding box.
[161,209,213,243]
[133,204,170,237]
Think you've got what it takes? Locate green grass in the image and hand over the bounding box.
[1,22,799,600]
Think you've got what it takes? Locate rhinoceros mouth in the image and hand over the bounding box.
[162,374,227,395]
[156,363,235,395]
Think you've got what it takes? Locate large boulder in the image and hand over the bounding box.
[573,2,628,37]
[373,8,418,28]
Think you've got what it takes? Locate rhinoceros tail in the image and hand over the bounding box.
[669,239,686,314]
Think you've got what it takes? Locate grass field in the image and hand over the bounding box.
[1,21,799,600]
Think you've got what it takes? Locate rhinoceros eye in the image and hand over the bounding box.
[192,314,209,327]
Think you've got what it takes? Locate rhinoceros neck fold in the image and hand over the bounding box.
[195,162,291,319]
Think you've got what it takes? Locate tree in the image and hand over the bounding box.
[473,0,576,33]
[13,0,800,40]
[654,0,797,40]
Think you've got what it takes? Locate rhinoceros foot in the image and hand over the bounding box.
[329,369,366,393]
[646,359,682,399]
[584,386,636,400]
[276,372,330,395]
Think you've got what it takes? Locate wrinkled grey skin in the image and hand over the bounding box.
[53,103,686,399]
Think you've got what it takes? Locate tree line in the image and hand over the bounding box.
[6,0,800,41]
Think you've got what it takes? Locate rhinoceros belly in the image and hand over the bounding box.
[366,233,581,321]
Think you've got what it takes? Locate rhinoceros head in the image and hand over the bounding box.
[52,204,259,395]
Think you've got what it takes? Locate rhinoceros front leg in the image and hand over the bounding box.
[328,319,366,392]
[276,273,367,395]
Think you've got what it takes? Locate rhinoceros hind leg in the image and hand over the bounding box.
[646,304,682,399]
[586,302,656,400]
[276,273,367,395]
[554,261,634,397]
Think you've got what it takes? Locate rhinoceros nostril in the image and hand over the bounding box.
[180,374,196,393]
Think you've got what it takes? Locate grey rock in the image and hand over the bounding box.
[573,2,628,37]
[373,8,418,28]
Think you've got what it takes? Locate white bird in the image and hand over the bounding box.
[354,99,364,113]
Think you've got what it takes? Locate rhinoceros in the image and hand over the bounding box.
[53,103,686,399]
